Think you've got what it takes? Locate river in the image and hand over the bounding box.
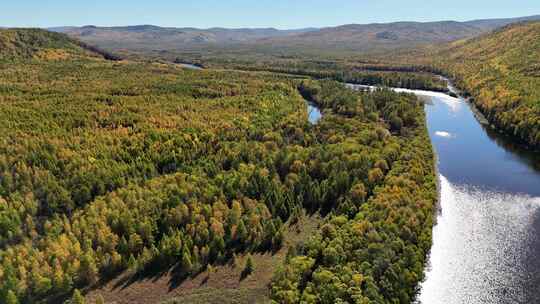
[342,84,540,303]
[307,101,322,124]
[177,63,203,70]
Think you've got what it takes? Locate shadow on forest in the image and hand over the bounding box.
[96,240,287,293]
[46,210,322,304]
[84,209,324,299]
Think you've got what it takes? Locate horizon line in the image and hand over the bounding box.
[3,13,539,32]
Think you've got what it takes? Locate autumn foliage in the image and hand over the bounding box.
[0,29,436,304]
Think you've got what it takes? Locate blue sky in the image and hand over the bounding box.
[3,0,540,29]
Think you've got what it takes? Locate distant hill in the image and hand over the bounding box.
[0,28,118,60]
[50,25,317,50]
[50,15,540,54]
[259,15,540,52]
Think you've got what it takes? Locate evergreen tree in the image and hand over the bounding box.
[5,290,19,304]
[80,253,99,285]
[181,249,193,273]
[95,294,105,304]
[127,254,137,271]
[70,289,85,304]
[242,255,254,279]
[236,220,248,244]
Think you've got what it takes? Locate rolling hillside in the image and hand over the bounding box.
[261,20,490,51]
[50,25,317,50]
[430,21,540,148]
[0,28,119,60]
[0,28,93,59]
[50,15,540,55]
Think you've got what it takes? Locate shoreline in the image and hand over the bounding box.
[438,75,540,152]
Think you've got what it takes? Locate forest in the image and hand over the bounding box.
[0,29,437,304]
[271,81,437,303]
[218,61,449,93]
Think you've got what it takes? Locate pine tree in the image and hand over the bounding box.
[207,264,214,280]
[350,182,367,204]
[95,294,105,304]
[245,256,254,274]
[181,249,193,273]
[127,254,137,271]
[80,253,99,285]
[241,255,254,279]
[70,289,85,304]
[272,228,284,250]
[5,290,19,304]
[236,220,248,244]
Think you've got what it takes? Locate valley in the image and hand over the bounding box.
[1,7,539,304]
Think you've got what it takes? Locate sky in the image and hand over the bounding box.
[3,0,540,29]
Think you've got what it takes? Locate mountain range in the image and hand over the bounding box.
[49,15,540,53]
[48,25,317,50]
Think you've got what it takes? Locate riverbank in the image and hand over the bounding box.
[343,78,540,302]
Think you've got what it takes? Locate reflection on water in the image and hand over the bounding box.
[419,176,540,304]
[345,83,540,302]
[417,91,540,303]
[177,63,203,70]
[424,93,540,196]
[482,125,540,172]
[307,102,322,124]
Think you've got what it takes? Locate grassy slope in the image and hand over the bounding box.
[430,21,540,147]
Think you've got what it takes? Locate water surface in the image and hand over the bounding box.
[307,102,322,124]
[177,63,203,70]
[349,84,540,303]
